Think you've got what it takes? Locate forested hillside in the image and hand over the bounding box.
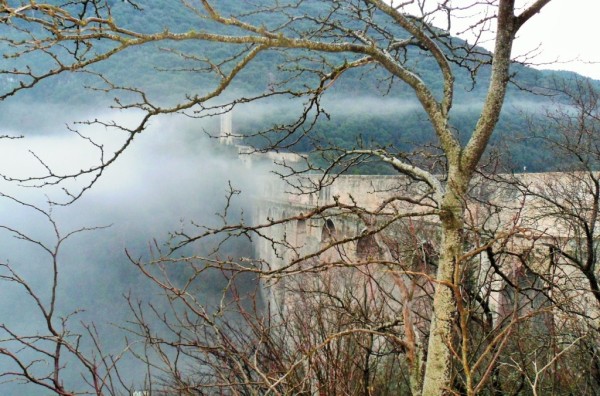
[2,2,600,395]
[0,0,593,172]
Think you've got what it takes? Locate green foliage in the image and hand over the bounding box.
[2,0,599,173]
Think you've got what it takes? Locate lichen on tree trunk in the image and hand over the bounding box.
[421,182,466,396]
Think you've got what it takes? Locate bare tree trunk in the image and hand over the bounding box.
[422,181,466,395]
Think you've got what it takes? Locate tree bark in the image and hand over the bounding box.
[421,172,468,396]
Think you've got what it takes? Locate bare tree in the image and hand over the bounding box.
[520,79,600,305]
[497,78,600,393]
[0,1,565,395]
[0,193,128,395]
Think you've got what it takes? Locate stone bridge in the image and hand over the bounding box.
[253,175,429,270]
[252,172,562,266]
[250,171,593,314]
[218,113,595,315]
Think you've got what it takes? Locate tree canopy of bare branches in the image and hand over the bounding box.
[8,1,600,396]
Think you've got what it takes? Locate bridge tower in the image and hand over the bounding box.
[219,111,234,145]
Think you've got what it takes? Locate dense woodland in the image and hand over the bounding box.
[0,0,595,173]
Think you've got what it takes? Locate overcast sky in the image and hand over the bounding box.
[394,0,600,80]
[512,0,600,80]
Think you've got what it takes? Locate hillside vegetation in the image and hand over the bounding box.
[0,0,594,173]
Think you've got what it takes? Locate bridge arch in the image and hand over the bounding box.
[321,219,337,243]
[296,219,307,247]
[356,232,380,260]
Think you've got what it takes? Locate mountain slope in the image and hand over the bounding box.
[0,0,594,172]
